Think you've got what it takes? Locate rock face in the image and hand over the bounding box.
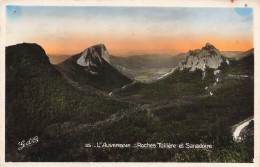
[56,44,132,91]
[179,43,223,71]
[77,44,111,67]
[76,44,112,75]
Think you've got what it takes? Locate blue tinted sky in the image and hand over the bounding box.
[6,6,253,55]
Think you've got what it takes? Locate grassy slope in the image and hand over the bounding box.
[6,44,133,153]
[119,68,215,100]
[30,55,254,162]
[220,54,254,75]
[30,78,253,162]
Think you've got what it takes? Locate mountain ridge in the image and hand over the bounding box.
[110,53,186,70]
[56,44,132,92]
[220,48,254,60]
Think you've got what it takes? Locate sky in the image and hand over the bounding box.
[6,6,253,56]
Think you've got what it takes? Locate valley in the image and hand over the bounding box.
[116,67,173,83]
[5,43,254,162]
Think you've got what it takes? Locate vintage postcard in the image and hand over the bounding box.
[0,0,259,166]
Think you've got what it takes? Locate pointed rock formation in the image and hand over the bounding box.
[56,44,132,92]
[179,43,223,71]
[77,44,111,67]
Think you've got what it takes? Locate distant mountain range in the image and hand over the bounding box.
[48,54,71,64]
[109,53,186,70]
[49,43,254,85]
[220,49,254,60]
[109,48,253,71]
[47,48,253,70]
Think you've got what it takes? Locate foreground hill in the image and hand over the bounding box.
[5,43,133,161]
[56,44,132,92]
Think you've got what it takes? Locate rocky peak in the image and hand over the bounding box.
[188,49,200,56]
[77,44,111,67]
[204,43,215,49]
[179,43,223,71]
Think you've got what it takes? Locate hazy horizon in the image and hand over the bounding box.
[6,6,253,56]
[46,47,252,57]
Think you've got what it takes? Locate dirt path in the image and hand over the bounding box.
[109,81,137,97]
[10,68,255,160]
[36,71,253,153]
[156,67,178,80]
[232,117,254,141]
[53,68,254,142]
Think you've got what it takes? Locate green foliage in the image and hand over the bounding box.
[6,44,133,153]
[119,69,215,100]
[29,55,254,162]
[220,55,254,75]
[6,44,254,162]
[30,73,253,162]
